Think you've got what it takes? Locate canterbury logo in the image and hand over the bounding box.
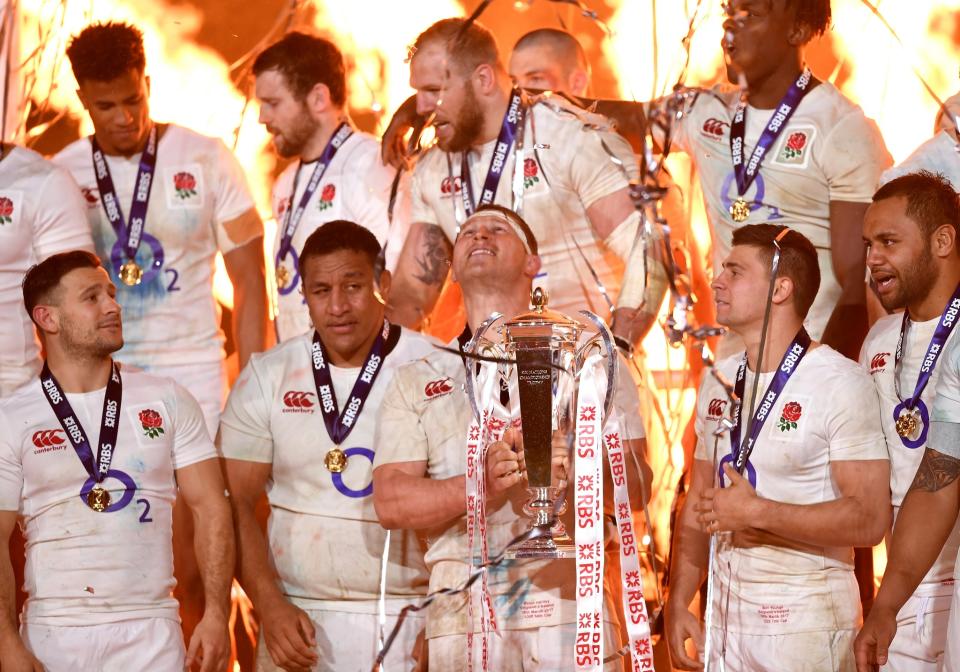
[32,429,66,451]
[283,391,316,408]
[870,352,889,373]
[707,399,727,418]
[424,378,454,399]
[701,118,728,138]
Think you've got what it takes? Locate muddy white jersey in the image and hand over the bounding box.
[667,83,891,339]
[271,131,396,342]
[219,327,436,609]
[374,342,645,637]
[411,99,639,319]
[861,313,960,594]
[927,336,960,581]
[881,130,960,190]
[53,124,257,369]
[695,345,887,634]
[0,367,216,625]
[0,147,93,395]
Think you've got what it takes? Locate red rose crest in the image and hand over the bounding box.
[783,132,807,160]
[173,171,197,200]
[523,158,540,189]
[777,401,802,432]
[139,408,165,439]
[318,184,336,211]
[0,196,13,224]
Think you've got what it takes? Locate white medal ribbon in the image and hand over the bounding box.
[574,355,606,671]
[603,414,656,670]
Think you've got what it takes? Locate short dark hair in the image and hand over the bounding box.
[22,250,103,324]
[789,0,832,39]
[298,220,381,274]
[731,224,821,318]
[412,18,502,77]
[66,22,146,84]
[873,171,960,241]
[513,28,587,72]
[253,32,346,106]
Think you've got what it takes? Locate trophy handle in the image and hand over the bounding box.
[577,310,619,423]
[464,312,504,423]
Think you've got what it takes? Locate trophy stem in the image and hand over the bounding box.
[505,487,575,559]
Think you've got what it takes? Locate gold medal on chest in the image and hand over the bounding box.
[119,260,143,286]
[729,197,750,223]
[324,447,347,473]
[87,485,112,512]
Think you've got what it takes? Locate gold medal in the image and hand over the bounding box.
[895,410,920,439]
[729,197,750,223]
[119,260,143,286]
[86,485,112,512]
[276,264,290,289]
[324,447,347,473]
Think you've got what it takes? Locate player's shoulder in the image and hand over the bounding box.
[119,366,179,398]
[863,313,902,350]
[392,342,462,388]
[52,136,92,170]
[528,93,618,134]
[0,378,44,416]
[2,146,66,185]
[339,130,381,161]
[805,82,876,130]
[162,123,223,149]
[247,333,311,377]
[412,141,446,178]
[393,326,443,362]
[806,345,873,387]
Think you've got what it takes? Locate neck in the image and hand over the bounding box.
[323,322,383,368]
[301,112,347,163]
[96,122,153,158]
[45,350,113,393]
[739,313,804,372]
[909,263,960,322]
[464,282,530,332]
[745,57,805,109]
[476,85,512,147]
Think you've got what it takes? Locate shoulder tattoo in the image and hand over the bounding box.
[910,447,960,493]
[413,224,452,287]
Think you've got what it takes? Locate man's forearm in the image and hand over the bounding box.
[231,499,287,611]
[374,471,465,530]
[0,549,22,648]
[875,448,960,613]
[667,513,709,612]
[228,239,271,368]
[193,496,235,619]
[753,492,887,547]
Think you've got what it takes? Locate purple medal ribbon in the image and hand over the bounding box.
[724,328,811,487]
[460,90,524,217]
[730,69,813,199]
[90,125,158,264]
[892,284,960,448]
[40,362,122,487]
[310,320,398,446]
[276,122,353,263]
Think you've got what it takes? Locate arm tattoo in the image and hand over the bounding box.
[413,224,452,286]
[910,447,960,493]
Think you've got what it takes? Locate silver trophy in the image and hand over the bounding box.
[464,288,618,560]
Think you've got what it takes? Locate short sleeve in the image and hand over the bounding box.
[410,162,439,226]
[928,338,960,459]
[219,359,274,464]
[171,383,218,470]
[823,365,888,462]
[33,166,95,259]
[692,372,713,462]
[373,369,429,467]
[566,125,636,209]
[0,408,22,512]
[342,141,395,245]
[821,111,892,203]
[611,353,644,440]
[211,139,258,251]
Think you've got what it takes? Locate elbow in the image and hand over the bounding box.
[859,505,892,547]
[372,477,404,530]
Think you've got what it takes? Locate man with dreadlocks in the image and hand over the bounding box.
[387,18,668,353]
[253,32,401,343]
[666,224,889,671]
[651,0,890,362]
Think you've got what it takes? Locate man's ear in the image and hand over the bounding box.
[305,82,333,118]
[524,253,542,280]
[376,268,393,306]
[32,305,59,337]
[772,275,796,308]
[787,19,814,47]
[932,223,957,260]
[472,63,498,97]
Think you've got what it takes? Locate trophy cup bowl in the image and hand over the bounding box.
[464,288,617,560]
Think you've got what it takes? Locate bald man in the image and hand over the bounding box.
[508,28,590,98]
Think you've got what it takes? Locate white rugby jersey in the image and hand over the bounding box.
[881,130,960,189]
[861,313,960,587]
[410,99,639,320]
[666,82,892,339]
[695,345,887,634]
[53,125,257,369]
[928,336,960,581]
[374,342,645,637]
[219,327,436,610]
[271,131,396,342]
[0,147,93,395]
[0,366,216,625]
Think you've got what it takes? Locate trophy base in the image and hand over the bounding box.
[505,529,575,560]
